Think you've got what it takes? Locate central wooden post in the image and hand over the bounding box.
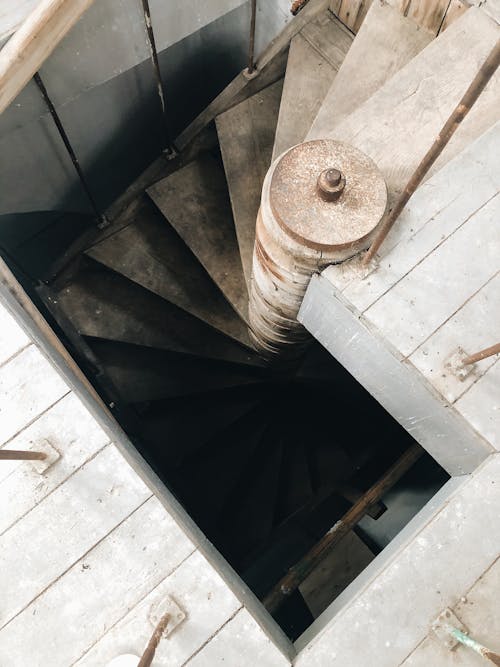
[248,139,387,361]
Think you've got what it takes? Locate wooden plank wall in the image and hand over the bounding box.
[329,0,470,35]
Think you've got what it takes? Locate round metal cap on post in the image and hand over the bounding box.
[249,139,387,361]
[317,168,346,202]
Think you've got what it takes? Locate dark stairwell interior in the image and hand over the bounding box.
[0,138,449,641]
[0,3,451,643]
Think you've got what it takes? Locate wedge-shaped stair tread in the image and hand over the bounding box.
[320,7,500,206]
[272,11,352,161]
[147,154,248,322]
[216,79,283,289]
[87,339,263,403]
[86,200,251,347]
[307,0,432,140]
[55,260,262,367]
[135,388,263,469]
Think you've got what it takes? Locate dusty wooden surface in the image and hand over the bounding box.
[319,121,500,459]
[322,9,500,208]
[217,80,283,289]
[272,11,352,160]
[87,200,251,347]
[147,155,249,324]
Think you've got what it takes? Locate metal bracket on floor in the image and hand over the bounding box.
[30,439,61,474]
[148,595,186,638]
[432,607,500,664]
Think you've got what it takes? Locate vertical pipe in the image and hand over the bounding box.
[33,72,108,228]
[247,0,258,74]
[140,0,175,154]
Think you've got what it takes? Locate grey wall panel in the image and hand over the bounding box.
[0,1,289,221]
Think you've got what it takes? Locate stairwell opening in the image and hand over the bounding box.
[0,163,450,641]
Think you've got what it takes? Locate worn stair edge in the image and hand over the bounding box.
[55,259,264,368]
[147,154,249,323]
[308,0,433,140]
[272,11,353,160]
[86,200,253,348]
[216,80,284,290]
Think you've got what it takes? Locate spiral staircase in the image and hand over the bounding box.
[7,0,498,641]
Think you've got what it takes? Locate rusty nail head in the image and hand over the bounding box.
[317,168,346,202]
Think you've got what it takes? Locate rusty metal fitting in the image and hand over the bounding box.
[317,168,346,202]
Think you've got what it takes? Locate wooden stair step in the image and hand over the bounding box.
[54,259,263,368]
[272,11,353,161]
[216,79,284,289]
[86,199,251,348]
[147,153,249,322]
[317,7,500,207]
[308,0,432,140]
[135,389,263,470]
[86,339,264,403]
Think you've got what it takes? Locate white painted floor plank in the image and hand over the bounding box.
[409,274,500,404]
[76,550,241,667]
[0,496,194,667]
[364,193,499,357]
[0,305,30,366]
[0,445,150,629]
[186,607,290,667]
[0,345,69,447]
[336,122,500,309]
[455,361,500,451]
[0,393,110,535]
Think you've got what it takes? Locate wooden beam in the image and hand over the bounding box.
[0,0,95,114]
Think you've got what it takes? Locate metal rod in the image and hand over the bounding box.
[33,72,108,228]
[462,342,500,366]
[449,628,500,666]
[247,0,257,74]
[263,443,423,613]
[138,613,170,667]
[363,38,500,266]
[140,0,175,153]
[0,450,47,461]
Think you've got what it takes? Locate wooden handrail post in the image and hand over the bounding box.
[363,38,500,265]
